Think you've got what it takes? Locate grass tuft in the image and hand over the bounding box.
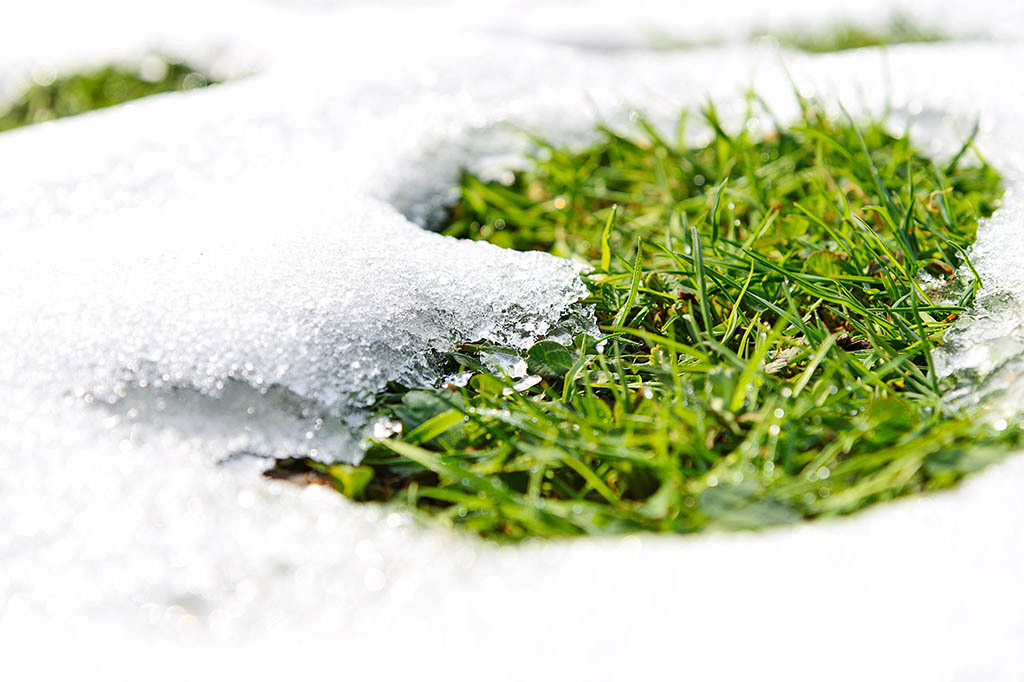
[754,15,948,53]
[0,58,216,132]
[276,93,1013,541]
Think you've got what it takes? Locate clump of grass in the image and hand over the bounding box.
[276,93,1014,541]
[553,15,948,55]
[756,15,947,53]
[0,58,216,132]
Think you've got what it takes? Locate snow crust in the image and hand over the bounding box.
[2,0,1024,679]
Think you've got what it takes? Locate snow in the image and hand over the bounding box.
[2,0,1024,679]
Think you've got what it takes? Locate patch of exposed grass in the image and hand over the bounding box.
[756,15,947,53]
[552,15,950,55]
[0,58,216,132]
[276,93,1014,541]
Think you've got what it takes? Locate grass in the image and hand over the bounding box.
[274,93,1015,542]
[755,15,947,53]
[0,40,994,543]
[0,58,215,132]
[568,15,949,55]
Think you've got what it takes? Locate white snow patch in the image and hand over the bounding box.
[2,0,1024,680]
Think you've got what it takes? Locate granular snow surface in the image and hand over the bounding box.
[3,0,1024,679]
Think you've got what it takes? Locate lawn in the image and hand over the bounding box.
[284,92,1013,540]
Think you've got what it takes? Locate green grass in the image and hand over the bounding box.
[272,93,1016,541]
[568,15,949,55]
[0,59,216,132]
[756,15,947,53]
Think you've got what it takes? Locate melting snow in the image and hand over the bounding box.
[2,0,1024,679]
